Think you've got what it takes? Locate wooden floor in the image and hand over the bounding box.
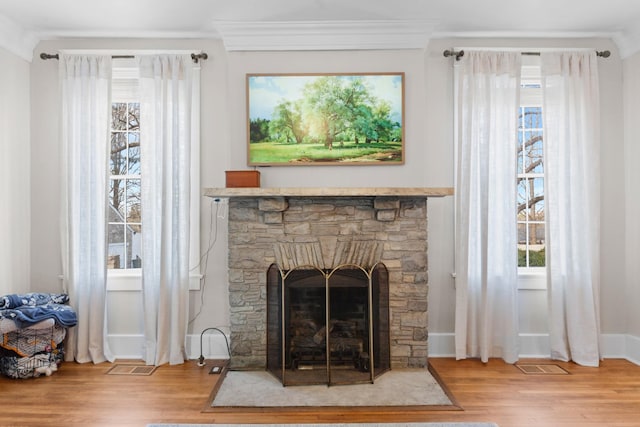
[1,357,640,427]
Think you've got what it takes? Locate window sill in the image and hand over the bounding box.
[106,270,202,291]
[517,269,547,290]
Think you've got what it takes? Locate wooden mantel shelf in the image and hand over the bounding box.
[203,187,454,198]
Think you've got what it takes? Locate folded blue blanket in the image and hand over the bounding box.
[0,293,69,310]
[0,303,77,328]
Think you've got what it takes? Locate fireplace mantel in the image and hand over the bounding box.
[203,187,453,198]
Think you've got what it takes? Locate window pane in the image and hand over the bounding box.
[518,221,527,267]
[517,178,528,219]
[529,177,544,220]
[109,179,126,219]
[524,131,544,173]
[130,225,142,268]
[527,247,545,267]
[125,227,133,268]
[128,103,140,130]
[523,107,542,128]
[518,249,527,267]
[112,103,128,130]
[108,223,125,269]
[126,179,141,224]
[528,223,545,245]
[110,133,127,175]
[518,223,527,245]
[527,224,545,267]
[127,133,140,174]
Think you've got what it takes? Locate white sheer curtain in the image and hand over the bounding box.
[59,54,114,363]
[454,51,521,363]
[138,55,193,366]
[541,51,601,367]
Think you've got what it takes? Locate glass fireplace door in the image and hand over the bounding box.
[266,262,390,387]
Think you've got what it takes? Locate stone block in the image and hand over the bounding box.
[263,211,283,224]
[284,222,311,234]
[258,197,288,212]
[376,209,397,221]
[413,327,428,341]
[374,198,400,210]
[408,299,428,312]
[401,311,427,328]
[401,252,428,270]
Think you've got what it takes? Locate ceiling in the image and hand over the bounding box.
[2,0,640,60]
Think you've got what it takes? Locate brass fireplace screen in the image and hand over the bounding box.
[266,262,390,387]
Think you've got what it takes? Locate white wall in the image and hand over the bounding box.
[27,36,630,360]
[0,46,30,296]
[623,52,640,362]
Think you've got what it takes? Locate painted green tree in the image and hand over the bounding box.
[262,76,398,148]
[269,100,306,144]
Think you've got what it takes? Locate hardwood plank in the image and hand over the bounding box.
[0,357,639,426]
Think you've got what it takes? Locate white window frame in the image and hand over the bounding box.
[107,55,202,291]
[518,55,546,290]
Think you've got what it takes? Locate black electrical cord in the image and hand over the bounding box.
[197,327,230,367]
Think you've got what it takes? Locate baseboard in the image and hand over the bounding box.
[107,331,639,365]
[428,332,550,358]
[625,334,640,365]
[107,334,145,360]
[107,332,231,361]
[428,332,640,365]
[427,333,455,357]
[186,330,231,360]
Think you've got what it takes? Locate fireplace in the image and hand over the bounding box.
[266,251,391,386]
[203,187,453,371]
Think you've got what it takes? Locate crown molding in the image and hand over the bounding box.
[432,30,615,40]
[0,13,39,62]
[213,20,435,51]
[612,27,640,59]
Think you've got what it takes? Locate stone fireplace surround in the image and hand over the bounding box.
[203,187,453,370]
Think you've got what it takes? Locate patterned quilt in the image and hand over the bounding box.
[0,293,77,329]
[0,292,69,309]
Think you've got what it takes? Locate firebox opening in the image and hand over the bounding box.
[266,263,390,386]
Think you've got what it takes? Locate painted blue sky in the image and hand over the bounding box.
[248,74,403,122]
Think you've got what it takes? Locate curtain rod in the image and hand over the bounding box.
[39,52,208,63]
[443,49,611,61]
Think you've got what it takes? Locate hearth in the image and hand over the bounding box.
[266,261,390,386]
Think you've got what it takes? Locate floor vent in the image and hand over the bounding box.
[516,364,569,375]
[106,364,157,376]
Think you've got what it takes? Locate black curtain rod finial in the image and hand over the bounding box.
[443,49,464,61]
[40,53,59,60]
[191,52,208,63]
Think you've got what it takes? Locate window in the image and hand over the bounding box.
[517,56,545,272]
[105,56,201,290]
[108,101,142,269]
[108,59,142,270]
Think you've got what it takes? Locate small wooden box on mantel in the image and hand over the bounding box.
[225,170,261,188]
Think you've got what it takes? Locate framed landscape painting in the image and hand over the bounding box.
[247,73,405,166]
